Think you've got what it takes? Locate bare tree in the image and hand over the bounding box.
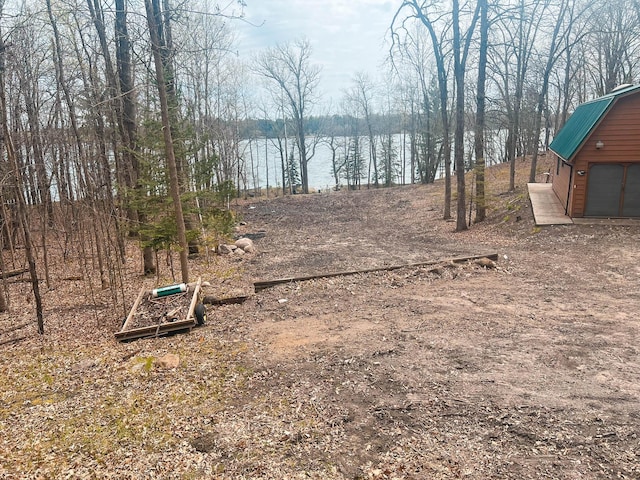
[392,0,453,219]
[489,0,545,191]
[473,0,489,223]
[452,0,481,231]
[0,25,43,333]
[145,0,189,283]
[347,72,380,187]
[339,96,365,189]
[391,24,443,185]
[528,0,583,183]
[255,39,321,194]
[587,0,640,96]
[112,0,156,274]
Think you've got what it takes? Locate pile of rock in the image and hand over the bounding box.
[217,237,256,256]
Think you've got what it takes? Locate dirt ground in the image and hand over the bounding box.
[221,164,640,479]
[1,158,639,479]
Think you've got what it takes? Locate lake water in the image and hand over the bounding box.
[240,131,509,192]
[240,134,415,192]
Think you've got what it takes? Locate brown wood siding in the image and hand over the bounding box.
[569,93,640,217]
[551,154,571,213]
[570,152,587,216]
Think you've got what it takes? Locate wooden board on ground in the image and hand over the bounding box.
[253,253,499,291]
[115,318,197,342]
[202,295,250,306]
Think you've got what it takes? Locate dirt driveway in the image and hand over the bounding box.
[2,163,638,479]
[206,178,640,479]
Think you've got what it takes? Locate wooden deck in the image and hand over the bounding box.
[527,183,573,226]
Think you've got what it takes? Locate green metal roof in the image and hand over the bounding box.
[550,84,640,162]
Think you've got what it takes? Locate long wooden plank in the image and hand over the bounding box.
[120,286,148,332]
[254,253,499,292]
[185,277,202,322]
[115,318,196,342]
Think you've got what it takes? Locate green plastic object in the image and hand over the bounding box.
[152,283,187,298]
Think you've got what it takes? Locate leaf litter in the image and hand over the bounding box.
[1,158,639,479]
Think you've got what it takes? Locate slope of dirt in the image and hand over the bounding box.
[1,157,639,479]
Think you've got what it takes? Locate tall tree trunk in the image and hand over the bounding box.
[452,0,480,231]
[115,0,156,273]
[509,0,525,192]
[409,2,452,219]
[453,0,467,231]
[297,116,309,193]
[84,0,128,265]
[86,0,123,171]
[145,0,189,283]
[0,26,7,311]
[474,0,488,223]
[153,0,200,254]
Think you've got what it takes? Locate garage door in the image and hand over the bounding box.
[585,163,640,217]
[622,164,640,217]
[585,164,624,216]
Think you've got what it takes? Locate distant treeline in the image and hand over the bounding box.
[238,109,509,140]
[239,114,405,139]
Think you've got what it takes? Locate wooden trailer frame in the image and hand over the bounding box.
[115,277,202,342]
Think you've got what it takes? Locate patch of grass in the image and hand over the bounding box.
[133,355,155,374]
[0,338,253,477]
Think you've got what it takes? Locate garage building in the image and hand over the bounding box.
[551,84,640,218]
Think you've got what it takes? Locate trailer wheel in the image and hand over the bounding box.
[194,303,207,326]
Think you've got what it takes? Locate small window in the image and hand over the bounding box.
[556,157,561,175]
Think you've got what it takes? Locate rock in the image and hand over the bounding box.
[234,248,245,256]
[475,257,497,269]
[218,244,235,255]
[235,237,254,251]
[155,353,180,369]
[243,244,256,254]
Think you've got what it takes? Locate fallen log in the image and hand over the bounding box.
[0,321,31,336]
[254,253,499,292]
[0,267,29,279]
[202,295,250,306]
[0,335,28,347]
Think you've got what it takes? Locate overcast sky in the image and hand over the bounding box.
[236,0,398,106]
